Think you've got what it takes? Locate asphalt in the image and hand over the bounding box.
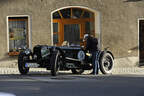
[0,74,144,96]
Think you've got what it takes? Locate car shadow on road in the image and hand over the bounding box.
[0,71,96,80]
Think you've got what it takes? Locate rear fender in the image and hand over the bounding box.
[107,51,114,59]
[100,50,114,60]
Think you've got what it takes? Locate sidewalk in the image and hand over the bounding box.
[0,56,144,75]
[0,68,48,74]
[112,67,144,75]
[0,67,144,75]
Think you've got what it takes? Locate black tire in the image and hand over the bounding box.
[99,52,114,74]
[18,52,29,75]
[51,51,62,76]
[71,69,84,74]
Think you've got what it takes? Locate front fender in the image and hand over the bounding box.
[55,47,65,57]
[99,50,114,61]
[106,51,114,59]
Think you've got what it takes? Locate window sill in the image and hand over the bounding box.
[8,51,20,56]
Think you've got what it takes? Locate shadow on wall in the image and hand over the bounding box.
[0,0,15,7]
[0,0,14,3]
[124,0,143,2]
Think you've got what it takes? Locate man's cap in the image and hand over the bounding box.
[84,34,89,39]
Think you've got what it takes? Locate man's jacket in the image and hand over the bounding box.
[86,36,98,52]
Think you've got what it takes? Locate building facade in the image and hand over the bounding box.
[0,0,144,68]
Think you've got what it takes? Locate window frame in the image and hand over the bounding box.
[6,15,32,55]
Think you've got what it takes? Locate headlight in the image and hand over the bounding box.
[41,46,50,57]
[77,50,85,61]
[24,49,31,55]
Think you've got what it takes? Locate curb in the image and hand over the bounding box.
[0,67,144,75]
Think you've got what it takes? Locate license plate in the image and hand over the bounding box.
[25,63,39,68]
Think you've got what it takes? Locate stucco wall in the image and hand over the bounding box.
[0,0,143,67]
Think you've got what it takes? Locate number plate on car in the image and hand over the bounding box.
[25,63,40,68]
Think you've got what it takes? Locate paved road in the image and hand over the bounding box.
[0,74,144,96]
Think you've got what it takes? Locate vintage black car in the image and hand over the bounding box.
[18,45,114,76]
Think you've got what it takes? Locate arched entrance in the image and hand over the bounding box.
[51,6,100,46]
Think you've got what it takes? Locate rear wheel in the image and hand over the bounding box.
[71,69,84,74]
[18,52,29,75]
[99,52,114,74]
[51,51,62,76]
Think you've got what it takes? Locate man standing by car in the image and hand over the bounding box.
[83,34,99,75]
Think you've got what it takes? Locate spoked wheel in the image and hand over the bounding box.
[51,51,62,76]
[99,52,114,74]
[18,52,30,75]
[71,69,84,74]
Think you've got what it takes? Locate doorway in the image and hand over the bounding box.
[52,7,95,46]
[139,19,144,64]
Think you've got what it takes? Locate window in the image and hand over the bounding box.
[60,8,71,18]
[8,16,29,56]
[72,8,82,19]
[53,23,59,45]
[64,24,80,45]
[53,11,61,19]
[85,21,94,35]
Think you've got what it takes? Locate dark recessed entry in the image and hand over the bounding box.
[139,20,144,65]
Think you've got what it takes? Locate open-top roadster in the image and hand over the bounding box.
[18,45,114,76]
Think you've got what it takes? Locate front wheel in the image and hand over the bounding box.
[18,52,29,75]
[99,52,114,74]
[51,51,62,76]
